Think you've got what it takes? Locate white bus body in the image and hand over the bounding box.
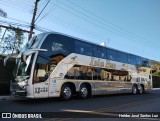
[5,32,152,100]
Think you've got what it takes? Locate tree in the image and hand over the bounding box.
[0,26,24,55]
[0,8,7,18]
[151,60,160,77]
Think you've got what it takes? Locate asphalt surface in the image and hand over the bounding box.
[0,89,160,121]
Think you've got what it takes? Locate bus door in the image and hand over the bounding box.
[48,62,70,97]
[33,69,49,98]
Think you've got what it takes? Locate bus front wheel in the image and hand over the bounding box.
[61,84,72,101]
[139,85,144,94]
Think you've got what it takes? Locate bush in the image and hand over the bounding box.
[152,76,160,88]
[0,82,10,95]
[0,56,15,95]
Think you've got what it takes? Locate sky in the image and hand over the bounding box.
[0,0,160,61]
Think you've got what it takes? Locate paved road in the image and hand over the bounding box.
[0,90,160,121]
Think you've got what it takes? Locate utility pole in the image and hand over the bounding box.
[0,25,35,46]
[0,25,35,34]
[28,0,40,41]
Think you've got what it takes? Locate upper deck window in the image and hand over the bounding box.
[75,41,92,56]
[41,34,74,57]
[136,56,143,66]
[128,54,136,65]
[142,59,150,67]
[93,46,106,59]
[25,34,43,50]
[119,52,128,63]
[106,49,119,61]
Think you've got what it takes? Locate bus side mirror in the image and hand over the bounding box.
[4,56,10,66]
[23,49,47,56]
[21,49,47,62]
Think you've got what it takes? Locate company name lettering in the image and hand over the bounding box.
[90,58,116,69]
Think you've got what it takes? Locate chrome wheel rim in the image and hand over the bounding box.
[139,86,143,94]
[63,87,71,99]
[80,87,88,97]
[133,87,137,94]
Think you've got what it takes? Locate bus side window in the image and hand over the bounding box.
[149,75,151,79]
[127,75,131,82]
[75,41,93,56]
[33,56,50,83]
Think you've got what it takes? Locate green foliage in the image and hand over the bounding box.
[0,55,15,82]
[153,70,160,77]
[153,76,160,88]
[0,55,15,95]
[0,8,7,17]
[0,26,24,54]
[151,60,160,77]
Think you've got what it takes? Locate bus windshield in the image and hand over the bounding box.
[14,54,35,79]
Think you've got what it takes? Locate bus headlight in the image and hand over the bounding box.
[22,86,27,90]
[20,81,28,90]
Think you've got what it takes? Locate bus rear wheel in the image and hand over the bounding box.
[78,84,89,99]
[61,84,72,101]
[139,85,144,94]
[132,85,138,95]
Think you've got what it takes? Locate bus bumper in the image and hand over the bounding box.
[11,90,27,97]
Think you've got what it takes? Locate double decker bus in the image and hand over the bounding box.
[4,32,152,100]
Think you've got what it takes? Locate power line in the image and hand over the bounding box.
[36,0,58,24]
[0,1,32,13]
[0,20,30,28]
[5,17,30,25]
[51,1,160,48]
[45,15,108,41]
[42,16,151,59]
[57,5,159,48]
[66,0,160,46]
[35,0,51,22]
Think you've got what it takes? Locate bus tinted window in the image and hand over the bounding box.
[119,52,128,63]
[128,54,136,65]
[142,59,150,67]
[75,41,92,56]
[42,34,75,57]
[136,56,142,65]
[93,46,106,59]
[106,49,119,61]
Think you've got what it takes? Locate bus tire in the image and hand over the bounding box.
[78,84,89,99]
[132,85,138,95]
[61,84,72,101]
[139,85,144,94]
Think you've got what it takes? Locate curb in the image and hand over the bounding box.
[152,88,160,90]
[0,96,11,100]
